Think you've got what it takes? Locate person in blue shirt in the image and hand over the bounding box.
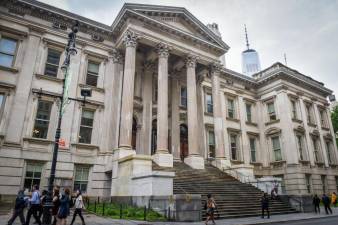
[25,185,41,225]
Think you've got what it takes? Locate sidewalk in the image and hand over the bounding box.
[1,207,337,225]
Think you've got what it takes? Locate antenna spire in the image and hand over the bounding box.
[284,53,287,66]
[244,24,250,50]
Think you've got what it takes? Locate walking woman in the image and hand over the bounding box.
[52,187,60,225]
[70,190,86,225]
[57,188,70,225]
[7,190,26,225]
[205,193,216,225]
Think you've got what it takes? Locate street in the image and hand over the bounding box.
[265,215,338,225]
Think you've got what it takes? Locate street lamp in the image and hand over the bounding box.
[42,20,79,225]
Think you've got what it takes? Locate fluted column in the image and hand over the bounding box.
[210,62,230,168]
[152,43,173,167]
[119,30,138,149]
[184,55,205,169]
[171,77,181,160]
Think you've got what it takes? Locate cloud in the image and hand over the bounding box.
[38,0,338,95]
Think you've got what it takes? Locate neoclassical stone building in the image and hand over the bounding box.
[0,0,337,202]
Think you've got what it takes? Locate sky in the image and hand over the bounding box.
[39,0,338,96]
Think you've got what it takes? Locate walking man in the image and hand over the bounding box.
[25,185,41,225]
[261,193,270,219]
[313,194,321,213]
[322,194,332,215]
[70,190,86,225]
[7,190,26,225]
[205,194,216,225]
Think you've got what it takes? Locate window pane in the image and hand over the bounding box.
[0,38,17,54]
[86,74,98,86]
[0,53,14,67]
[81,110,94,126]
[33,101,52,139]
[45,64,58,77]
[79,127,92,143]
[208,131,215,145]
[267,102,275,113]
[88,62,99,74]
[46,49,61,65]
[272,137,280,149]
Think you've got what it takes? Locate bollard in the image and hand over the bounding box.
[94,200,97,213]
[143,206,147,221]
[119,204,122,219]
[102,202,105,216]
[168,207,171,221]
[110,196,112,203]
[97,196,100,204]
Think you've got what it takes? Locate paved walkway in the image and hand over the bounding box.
[1,207,338,225]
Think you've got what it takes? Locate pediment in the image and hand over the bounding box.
[112,3,229,53]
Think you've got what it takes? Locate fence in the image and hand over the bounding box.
[83,197,202,222]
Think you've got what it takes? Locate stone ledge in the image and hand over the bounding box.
[292,118,303,123]
[71,142,99,150]
[265,119,280,126]
[79,83,105,93]
[246,121,258,126]
[23,137,54,145]
[118,154,152,163]
[0,65,19,73]
[307,122,317,128]
[226,117,240,122]
[132,171,175,180]
[35,73,63,83]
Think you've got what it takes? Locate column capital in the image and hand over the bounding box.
[209,61,222,74]
[123,30,139,48]
[156,42,171,58]
[185,54,199,68]
[110,49,123,64]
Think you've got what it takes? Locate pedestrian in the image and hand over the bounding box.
[25,185,41,225]
[205,193,216,225]
[312,194,321,213]
[57,188,70,225]
[52,187,61,225]
[322,194,332,214]
[331,192,337,207]
[261,193,270,219]
[70,190,86,225]
[35,190,47,224]
[7,190,26,225]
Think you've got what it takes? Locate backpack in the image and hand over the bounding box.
[69,197,75,208]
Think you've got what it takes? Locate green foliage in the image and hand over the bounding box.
[86,202,166,221]
[332,106,338,132]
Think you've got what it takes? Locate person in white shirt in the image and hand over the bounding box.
[70,190,85,225]
[25,185,41,225]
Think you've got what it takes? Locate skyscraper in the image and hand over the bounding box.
[242,25,261,76]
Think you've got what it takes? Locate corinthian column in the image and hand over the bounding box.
[118,30,138,153]
[184,54,205,169]
[210,62,230,169]
[152,43,173,167]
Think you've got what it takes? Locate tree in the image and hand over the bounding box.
[331,106,338,144]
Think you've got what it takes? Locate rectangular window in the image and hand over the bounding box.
[206,93,213,113]
[325,141,333,164]
[305,103,314,124]
[180,86,187,108]
[321,175,327,193]
[86,61,99,87]
[0,93,5,119]
[74,166,89,193]
[44,48,61,77]
[79,109,94,144]
[291,100,297,119]
[246,103,252,122]
[305,174,311,194]
[297,135,304,161]
[227,99,235,119]
[208,130,215,158]
[267,102,276,121]
[230,134,238,160]
[32,100,52,139]
[312,137,321,163]
[24,162,43,192]
[319,109,327,127]
[272,136,282,161]
[249,137,256,162]
[0,37,17,67]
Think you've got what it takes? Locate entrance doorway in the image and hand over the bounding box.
[132,117,137,150]
[151,119,157,155]
[180,124,188,161]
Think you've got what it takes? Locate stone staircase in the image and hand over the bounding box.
[172,162,297,219]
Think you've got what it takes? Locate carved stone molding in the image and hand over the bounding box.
[123,30,139,48]
[185,54,198,68]
[110,49,123,64]
[209,61,222,74]
[156,42,170,58]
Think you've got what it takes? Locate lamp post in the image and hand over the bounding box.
[42,21,79,225]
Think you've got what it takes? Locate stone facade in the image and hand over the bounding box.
[0,0,337,201]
